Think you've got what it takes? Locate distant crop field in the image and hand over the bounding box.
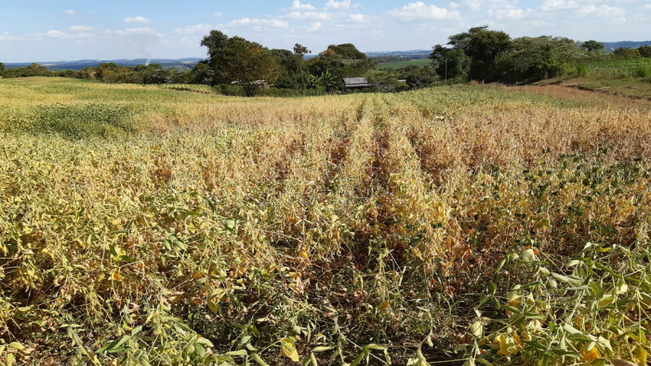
[578,57,651,78]
[375,59,431,69]
[1,77,650,365]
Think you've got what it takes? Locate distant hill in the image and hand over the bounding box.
[5,58,204,71]
[601,41,651,51]
[366,50,431,59]
[5,41,651,71]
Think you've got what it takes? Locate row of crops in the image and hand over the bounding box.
[0,77,649,365]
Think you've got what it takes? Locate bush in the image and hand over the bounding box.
[219,84,246,97]
[34,103,135,139]
[612,47,641,59]
[634,65,651,78]
[574,64,588,77]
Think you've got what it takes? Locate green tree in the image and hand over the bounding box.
[271,48,300,89]
[200,30,280,96]
[308,43,374,79]
[326,43,367,59]
[580,40,604,52]
[96,62,120,81]
[294,43,310,95]
[612,47,641,59]
[0,62,5,76]
[429,45,471,81]
[638,45,651,58]
[446,26,511,81]
[494,36,580,83]
[307,48,344,78]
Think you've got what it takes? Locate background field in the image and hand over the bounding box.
[1,78,650,365]
[542,57,651,100]
[375,59,431,69]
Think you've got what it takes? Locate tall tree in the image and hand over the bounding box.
[271,48,299,89]
[638,45,651,58]
[200,30,280,96]
[447,26,511,81]
[580,40,605,52]
[430,45,470,81]
[494,36,580,83]
[0,62,5,76]
[294,43,310,95]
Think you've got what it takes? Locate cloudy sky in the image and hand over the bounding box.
[1,0,649,63]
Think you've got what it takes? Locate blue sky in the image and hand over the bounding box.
[1,0,650,63]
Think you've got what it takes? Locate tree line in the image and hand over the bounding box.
[1,27,650,95]
[430,26,651,84]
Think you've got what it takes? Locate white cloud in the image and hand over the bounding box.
[228,18,290,28]
[325,0,352,9]
[449,2,460,10]
[174,24,214,35]
[541,0,578,11]
[490,6,527,20]
[291,0,315,10]
[105,28,162,37]
[0,32,23,41]
[285,11,332,20]
[63,9,76,15]
[307,21,322,32]
[577,4,626,18]
[644,4,651,10]
[124,16,150,24]
[45,30,74,39]
[463,0,483,11]
[349,14,368,22]
[390,2,460,20]
[69,26,93,32]
[214,12,223,17]
[43,30,94,40]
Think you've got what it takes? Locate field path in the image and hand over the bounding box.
[501,84,651,109]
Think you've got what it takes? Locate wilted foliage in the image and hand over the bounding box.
[0,77,650,365]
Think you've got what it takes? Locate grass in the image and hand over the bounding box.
[542,58,651,100]
[0,77,650,365]
[376,59,431,69]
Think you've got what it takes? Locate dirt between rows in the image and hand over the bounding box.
[500,84,651,110]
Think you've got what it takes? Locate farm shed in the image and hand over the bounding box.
[342,77,371,91]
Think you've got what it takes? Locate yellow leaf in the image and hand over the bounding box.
[469,321,483,339]
[111,270,122,282]
[579,343,600,362]
[378,301,390,313]
[494,334,520,356]
[507,287,521,307]
[280,338,299,362]
[634,347,648,366]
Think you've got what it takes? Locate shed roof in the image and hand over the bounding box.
[343,77,370,88]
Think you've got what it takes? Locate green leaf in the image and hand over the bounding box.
[225,349,248,357]
[551,272,584,286]
[313,346,335,352]
[251,352,271,366]
[196,336,214,348]
[550,349,580,357]
[522,340,546,350]
[131,326,143,336]
[9,342,26,353]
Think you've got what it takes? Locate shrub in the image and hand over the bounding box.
[634,65,651,78]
